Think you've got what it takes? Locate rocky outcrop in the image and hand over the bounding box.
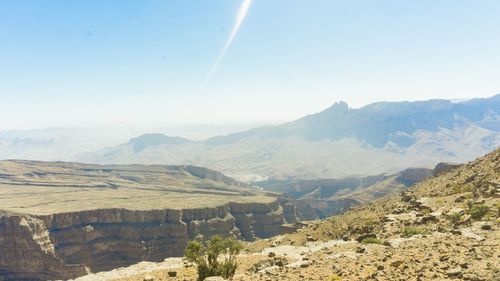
[181,165,250,188]
[230,201,284,240]
[433,162,462,176]
[395,168,434,186]
[0,200,288,280]
[0,213,88,280]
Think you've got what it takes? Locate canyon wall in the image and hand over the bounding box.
[0,199,286,280]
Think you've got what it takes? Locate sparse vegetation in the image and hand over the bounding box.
[401,226,426,238]
[329,274,343,280]
[184,235,243,281]
[452,184,472,194]
[446,212,462,224]
[361,237,383,244]
[468,204,490,220]
[466,199,474,209]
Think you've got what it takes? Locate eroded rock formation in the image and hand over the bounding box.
[0,200,286,280]
[0,160,291,280]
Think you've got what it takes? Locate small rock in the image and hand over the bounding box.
[463,273,481,281]
[418,215,436,224]
[460,214,471,224]
[446,267,462,277]
[143,275,154,281]
[480,224,492,230]
[356,247,366,253]
[356,233,377,243]
[167,271,177,277]
[391,260,404,267]
[274,259,285,267]
[204,277,226,281]
[300,261,310,268]
[461,229,485,241]
[448,207,465,215]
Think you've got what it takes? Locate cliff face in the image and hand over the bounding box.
[258,165,460,220]
[0,200,286,280]
[395,167,434,186]
[0,213,88,280]
[0,160,290,280]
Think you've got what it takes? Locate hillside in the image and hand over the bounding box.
[256,167,439,219]
[85,95,500,181]
[101,148,499,281]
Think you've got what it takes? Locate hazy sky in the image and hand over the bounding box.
[1,0,499,130]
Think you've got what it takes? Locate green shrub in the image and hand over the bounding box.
[445,212,462,224]
[184,235,242,281]
[329,274,342,280]
[361,237,382,244]
[469,204,490,220]
[401,226,426,238]
[465,200,474,210]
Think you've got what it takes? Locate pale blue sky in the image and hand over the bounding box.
[1,0,499,129]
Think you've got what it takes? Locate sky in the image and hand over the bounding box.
[1,0,499,130]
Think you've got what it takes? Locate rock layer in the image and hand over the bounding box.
[0,160,290,280]
[0,200,286,280]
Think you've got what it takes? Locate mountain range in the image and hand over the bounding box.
[83,95,500,180]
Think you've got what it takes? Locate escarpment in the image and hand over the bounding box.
[0,160,292,280]
[256,163,461,219]
[0,213,89,280]
[0,200,287,280]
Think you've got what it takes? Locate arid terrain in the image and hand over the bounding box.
[2,1,500,280]
[0,160,273,214]
[0,161,292,280]
[81,148,499,281]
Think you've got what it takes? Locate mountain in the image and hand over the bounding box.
[86,95,500,181]
[128,134,192,153]
[207,95,500,147]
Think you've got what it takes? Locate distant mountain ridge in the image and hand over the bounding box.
[84,95,499,180]
[206,95,500,148]
[128,134,192,153]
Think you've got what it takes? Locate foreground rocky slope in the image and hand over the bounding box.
[105,148,499,281]
[0,161,293,280]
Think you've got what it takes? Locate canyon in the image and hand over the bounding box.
[259,165,457,219]
[0,161,290,280]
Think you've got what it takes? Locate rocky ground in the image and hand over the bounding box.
[79,148,499,281]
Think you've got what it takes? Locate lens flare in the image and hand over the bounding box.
[202,0,252,88]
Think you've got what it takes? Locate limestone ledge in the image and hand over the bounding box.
[0,199,286,280]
